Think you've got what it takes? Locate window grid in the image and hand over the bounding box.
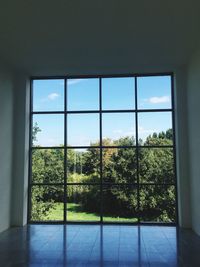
[28,73,178,225]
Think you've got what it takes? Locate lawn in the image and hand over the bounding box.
[45,202,137,222]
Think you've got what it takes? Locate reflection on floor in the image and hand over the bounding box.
[0,225,200,266]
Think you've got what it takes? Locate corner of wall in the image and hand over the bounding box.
[11,74,30,227]
[186,48,200,235]
[174,66,191,228]
[0,63,15,233]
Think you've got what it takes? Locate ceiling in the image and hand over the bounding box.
[0,0,200,75]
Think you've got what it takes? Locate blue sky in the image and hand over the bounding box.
[32,76,172,146]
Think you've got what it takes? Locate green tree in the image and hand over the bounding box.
[31,127,175,222]
[32,122,41,144]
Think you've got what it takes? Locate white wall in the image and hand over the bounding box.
[9,70,191,230]
[9,71,192,229]
[0,63,14,233]
[11,75,30,227]
[0,68,30,231]
[174,68,191,228]
[0,66,192,231]
[187,48,200,235]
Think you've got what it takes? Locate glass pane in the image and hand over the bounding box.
[102,113,135,146]
[67,185,100,221]
[138,112,173,145]
[67,114,99,146]
[140,185,176,222]
[32,149,64,184]
[102,77,135,110]
[139,148,175,184]
[32,114,64,147]
[102,185,138,222]
[33,79,64,111]
[67,78,99,111]
[67,148,100,183]
[102,148,137,184]
[31,186,64,221]
[137,76,172,109]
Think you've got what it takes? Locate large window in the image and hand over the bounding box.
[29,74,177,224]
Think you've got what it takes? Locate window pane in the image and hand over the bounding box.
[140,185,176,222]
[102,185,138,222]
[67,149,100,183]
[137,76,171,109]
[102,148,137,184]
[32,114,64,147]
[30,76,176,224]
[67,78,99,111]
[67,185,100,221]
[139,148,174,184]
[102,113,135,146]
[138,112,173,145]
[33,79,64,111]
[31,186,64,221]
[67,114,99,146]
[102,77,135,110]
[32,149,64,184]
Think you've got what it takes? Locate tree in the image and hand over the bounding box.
[78,131,175,221]
[32,122,41,144]
[31,127,176,222]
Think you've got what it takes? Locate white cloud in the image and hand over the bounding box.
[112,128,134,138]
[147,95,170,104]
[138,126,155,135]
[113,127,155,138]
[47,93,60,100]
[68,79,86,85]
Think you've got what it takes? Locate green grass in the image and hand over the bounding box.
[45,202,137,222]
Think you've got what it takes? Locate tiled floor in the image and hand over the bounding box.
[0,225,200,266]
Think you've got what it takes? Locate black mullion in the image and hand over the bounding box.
[135,77,140,223]
[31,108,173,115]
[100,78,103,223]
[32,111,65,115]
[32,183,65,186]
[31,72,172,81]
[67,110,99,114]
[30,182,176,186]
[29,74,177,225]
[136,109,172,113]
[28,79,33,223]
[31,144,174,150]
[64,78,67,223]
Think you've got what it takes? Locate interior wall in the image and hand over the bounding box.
[174,67,191,228]
[187,48,200,235]
[9,70,191,229]
[0,63,14,233]
[11,75,30,227]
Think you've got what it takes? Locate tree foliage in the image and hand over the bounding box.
[31,125,175,222]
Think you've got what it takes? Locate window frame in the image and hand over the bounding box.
[28,72,178,225]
